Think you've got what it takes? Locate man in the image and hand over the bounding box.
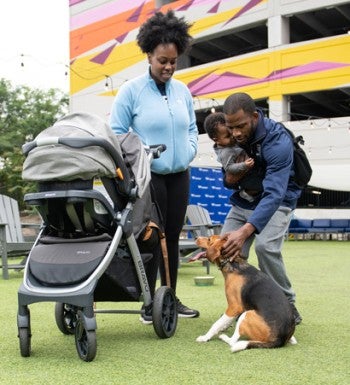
[221,92,302,324]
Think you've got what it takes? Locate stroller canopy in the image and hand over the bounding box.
[22,112,151,197]
[22,112,123,182]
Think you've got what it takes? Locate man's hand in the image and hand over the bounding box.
[222,223,255,260]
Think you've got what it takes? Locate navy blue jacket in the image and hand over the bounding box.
[227,110,302,233]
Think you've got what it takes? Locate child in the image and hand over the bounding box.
[203,112,257,202]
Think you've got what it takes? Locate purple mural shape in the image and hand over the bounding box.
[208,1,221,13]
[188,68,218,91]
[90,33,128,65]
[90,43,117,65]
[188,61,348,96]
[177,0,196,12]
[127,1,145,22]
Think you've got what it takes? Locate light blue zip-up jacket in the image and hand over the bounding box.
[110,71,198,174]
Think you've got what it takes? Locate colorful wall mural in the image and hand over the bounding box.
[69,0,350,192]
[69,0,350,118]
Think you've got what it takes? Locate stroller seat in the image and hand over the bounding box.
[29,233,112,286]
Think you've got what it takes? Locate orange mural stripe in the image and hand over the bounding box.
[70,5,152,58]
[70,0,190,59]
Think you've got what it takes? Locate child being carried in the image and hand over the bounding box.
[204,112,259,202]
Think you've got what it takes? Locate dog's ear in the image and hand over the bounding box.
[196,235,223,263]
[204,236,224,263]
[205,243,222,263]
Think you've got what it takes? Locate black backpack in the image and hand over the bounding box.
[284,126,313,189]
[248,125,312,190]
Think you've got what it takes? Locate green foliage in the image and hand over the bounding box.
[0,78,69,208]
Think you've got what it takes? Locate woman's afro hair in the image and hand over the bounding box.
[136,10,192,55]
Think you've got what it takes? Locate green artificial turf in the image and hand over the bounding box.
[1,240,349,385]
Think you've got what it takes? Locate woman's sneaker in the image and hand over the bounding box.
[176,297,200,318]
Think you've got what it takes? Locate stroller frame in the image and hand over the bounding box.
[17,135,177,361]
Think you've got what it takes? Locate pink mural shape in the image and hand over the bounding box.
[189,72,253,95]
[70,0,147,30]
[208,1,221,13]
[188,61,349,96]
[266,61,345,79]
[224,0,263,26]
[127,1,145,22]
[69,0,85,6]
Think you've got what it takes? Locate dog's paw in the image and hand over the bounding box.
[218,333,230,343]
[196,335,210,343]
[230,340,249,353]
[289,335,297,345]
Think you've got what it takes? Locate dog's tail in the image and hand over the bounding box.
[229,340,281,353]
[230,337,292,353]
[248,333,294,350]
[247,340,283,349]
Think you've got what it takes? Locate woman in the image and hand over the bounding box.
[110,10,199,321]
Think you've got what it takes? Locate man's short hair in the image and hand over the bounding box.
[223,92,256,115]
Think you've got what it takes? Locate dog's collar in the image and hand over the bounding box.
[218,257,232,270]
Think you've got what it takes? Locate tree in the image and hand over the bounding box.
[0,78,69,209]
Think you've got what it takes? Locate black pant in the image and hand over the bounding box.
[151,170,189,292]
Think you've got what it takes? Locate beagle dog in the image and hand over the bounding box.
[195,235,297,353]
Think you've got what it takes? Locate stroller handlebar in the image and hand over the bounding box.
[22,137,133,196]
[145,144,167,159]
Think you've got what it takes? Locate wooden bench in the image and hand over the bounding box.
[179,205,222,273]
[0,194,41,279]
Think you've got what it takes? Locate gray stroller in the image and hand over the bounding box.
[17,112,177,361]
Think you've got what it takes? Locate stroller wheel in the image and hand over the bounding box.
[55,302,78,335]
[75,311,97,362]
[152,286,178,338]
[18,327,31,357]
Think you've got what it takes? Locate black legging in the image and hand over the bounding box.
[151,170,189,292]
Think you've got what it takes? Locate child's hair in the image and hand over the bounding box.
[203,112,226,140]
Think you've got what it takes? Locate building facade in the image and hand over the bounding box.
[69,0,350,193]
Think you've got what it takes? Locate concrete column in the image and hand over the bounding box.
[269,96,289,122]
[268,15,290,48]
[267,12,290,121]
